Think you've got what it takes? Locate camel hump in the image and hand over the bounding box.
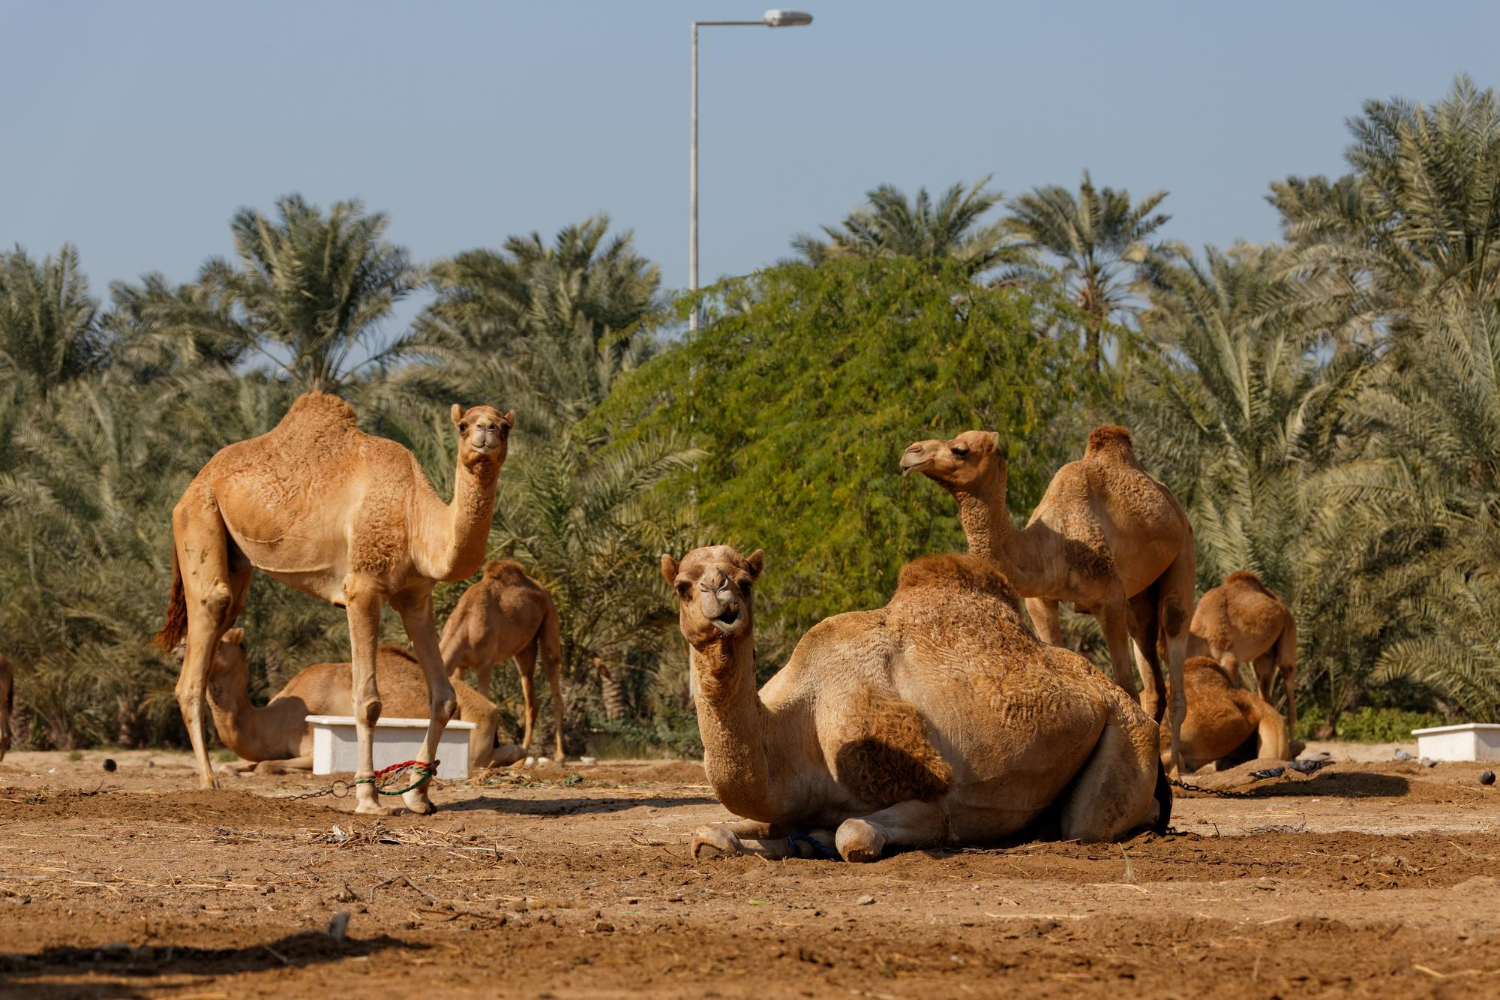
[377,645,419,664]
[1084,425,1138,464]
[483,559,529,582]
[283,391,358,428]
[896,554,1019,602]
[1225,570,1266,589]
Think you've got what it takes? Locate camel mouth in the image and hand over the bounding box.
[710,606,742,632]
[900,456,931,478]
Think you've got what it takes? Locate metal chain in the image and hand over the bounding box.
[277,779,351,802]
[1170,778,1259,800]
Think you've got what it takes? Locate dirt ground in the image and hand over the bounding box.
[2,746,1498,999]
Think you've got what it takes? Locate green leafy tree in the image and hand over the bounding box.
[1005,173,1182,371]
[603,257,1090,661]
[0,245,102,398]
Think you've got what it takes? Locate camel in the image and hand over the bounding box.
[0,653,12,762]
[152,391,512,815]
[205,629,523,774]
[663,544,1169,862]
[440,560,564,761]
[900,427,1196,777]
[1169,655,1289,772]
[1190,571,1298,735]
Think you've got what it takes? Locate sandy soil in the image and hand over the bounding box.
[2,746,1498,998]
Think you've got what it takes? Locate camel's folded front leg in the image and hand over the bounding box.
[690,819,836,860]
[835,800,949,863]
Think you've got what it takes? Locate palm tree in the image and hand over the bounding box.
[414,216,661,434]
[1005,172,1181,371]
[1271,75,1500,348]
[0,245,102,398]
[792,177,1026,276]
[197,195,420,392]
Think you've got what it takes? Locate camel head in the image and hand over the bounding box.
[450,404,515,473]
[900,430,1003,494]
[207,628,249,706]
[660,545,764,648]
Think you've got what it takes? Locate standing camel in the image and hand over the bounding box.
[152,391,512,814]
[1190,571,1298,735]
[0,653,12,762]
[665,545,1168,861]
[901,427,1195,777]
[440,560,564,761]
[206,629,523,774]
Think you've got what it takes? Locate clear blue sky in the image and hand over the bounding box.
[4,0,1498,326]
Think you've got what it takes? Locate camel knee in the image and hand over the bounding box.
[1162,598,1187,638]
[199,580,234,626]
[355,697,382,727]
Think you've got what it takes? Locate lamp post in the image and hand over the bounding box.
[689,9,813,331]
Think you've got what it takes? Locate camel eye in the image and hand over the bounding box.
[951,446,969,457]
[459,422,469,433]
[676,582,691,598]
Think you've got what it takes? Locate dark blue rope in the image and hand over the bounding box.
[786,832,841,861]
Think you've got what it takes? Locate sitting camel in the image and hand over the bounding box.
[664,545,1169,862]
[901,428,1195,777]
[206,629,524,774]
[1190,572,1298,735]
[153,391,512,814]
[1169,656,1289,772]
[0,652,12,762]
[440,560,564,761]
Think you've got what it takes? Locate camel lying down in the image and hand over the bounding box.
[206,630,524,775]
[1169,656,1290,773]
[664,546,1170,862]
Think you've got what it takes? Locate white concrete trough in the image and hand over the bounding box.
[307,715,474,781]
[1411,723,1500,762]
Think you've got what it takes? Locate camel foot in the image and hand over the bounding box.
[354,800,399,816]
[690,824,746,859]
[401,787,437,815]
[493,743,526,767]
[834,818,887,863]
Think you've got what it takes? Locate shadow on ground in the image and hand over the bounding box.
[446,794,717,816]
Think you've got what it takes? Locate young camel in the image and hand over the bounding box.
[0,653,12,762]
[440,560,564,761]
[901,428,1196,777]
[206,629,524,774]
[664,545,1169,862]
[1190,571,1298,736]
[1169,656,1289,772]
[152,391,512,815]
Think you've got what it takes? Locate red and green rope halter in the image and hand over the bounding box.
[354,759,440,796]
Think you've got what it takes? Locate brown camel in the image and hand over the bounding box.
[152,391,512,814]
[1169,656,1289,772]
[206,629,523,774]
[0,653,12,762]
[901,427,1196,777]
[664,545,1169,862]
[440,560,564,760]
[1190,571,1298,735]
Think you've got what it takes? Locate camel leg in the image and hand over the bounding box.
[1061,692,1163,842]
[474,663,495,699]
[691,819,835,860]
[251,756,314,775]
[1282,666,1297,741]
[834,799,948,862]
[472,708,524,769]
[514,647,537,754]
[172,503,244,790]
[1252,700,1291,761]
[392,588,457,816]
[345,582,391,816]
[543,643,565,762]
[1128,591,1163,723]
[1096,600,1139,699]
[1157,546,1195,781]
[1026,597,1063,646]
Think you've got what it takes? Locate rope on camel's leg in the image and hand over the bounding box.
[354,759,440,796]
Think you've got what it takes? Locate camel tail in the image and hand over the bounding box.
[1152,760,1172,834]
[151,546,188,652]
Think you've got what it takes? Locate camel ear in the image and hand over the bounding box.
[660,554,680,587]
[222,628,244,646]
[746,549,765,580]
[989,432,1001,450]
[502,410,515,429]
[450,403,464,428]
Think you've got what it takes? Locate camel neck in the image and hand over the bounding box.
[691,635,776,821]
[206,675,305,763]
[419,455,498,583]
[947,469,1051,596]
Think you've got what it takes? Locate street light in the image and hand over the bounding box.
[689,9,813,330]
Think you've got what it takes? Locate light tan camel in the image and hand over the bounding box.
[901,427,1196,777]
[0,653,12,762]
[1169,656,1289,772]
[152,391,512,814]
[440,560,564,760]
[205,629,523,774]
[664,545,1169,862]
[1190,571,1298,735]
